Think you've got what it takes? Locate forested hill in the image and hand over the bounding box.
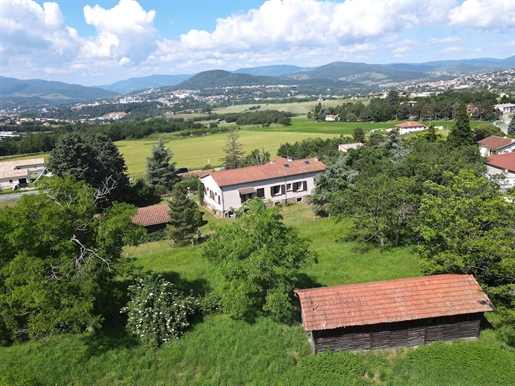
[0,76,118,105]
[172,70,285,89]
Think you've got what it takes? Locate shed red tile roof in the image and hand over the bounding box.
[131,204,170,226]
[201,157,325,187]
[395,121,426,128]
[487,152,515,173]
[478,135,515,150]
[295,274,494,332]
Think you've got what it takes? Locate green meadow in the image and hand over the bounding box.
[1,204,514,385]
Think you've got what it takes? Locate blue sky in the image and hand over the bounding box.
[1,0,514,86]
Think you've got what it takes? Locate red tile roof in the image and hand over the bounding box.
[131,204,170,227]
[478,135,515,150]
[202,157,325,187]
[395,121,426,128]
[295,275,494,332]
[487,152,515,173]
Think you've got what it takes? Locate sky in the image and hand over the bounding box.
[1,0,514,86]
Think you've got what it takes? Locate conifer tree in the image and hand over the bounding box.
[146,137,180,191]
[446,103,474,147]
[508,118,515,137]
[166,184,203,247]
[220,129,245,170]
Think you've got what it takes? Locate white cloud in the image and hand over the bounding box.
[427,37,462,44]
[442,46,465,54]
[0,0,81,70]
[449,0,515,30]
[81,0,157,65]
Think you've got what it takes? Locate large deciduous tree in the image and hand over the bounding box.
[446,102,474,147]
[418,170,515,312]
[48,133,130,206]
[220,129,246,170]
[166,184,203,247]
[0,176,144,343]
[201,199,317,321]
[146,137,180,192]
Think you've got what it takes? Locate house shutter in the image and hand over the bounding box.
[303,181,307,191]
[281,184,285,194]
[270,187,274,196]
[293,182,297,192]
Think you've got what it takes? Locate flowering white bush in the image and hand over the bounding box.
[121,274,200,347]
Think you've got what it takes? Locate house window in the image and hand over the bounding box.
[217,196,221,204]
[240,193,253,204]
[271,185,285,196]
[286,183,292,191]
[293,181,304,192]
[257,188,265,198]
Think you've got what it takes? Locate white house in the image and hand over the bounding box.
[494,103,515,114]
[325,114,339,122]
[395,121,427,135]
[338,143,363,152]
[485,152,515,190]
[477,136,515,157]
[0,158,46,189]
[200,157,326,217]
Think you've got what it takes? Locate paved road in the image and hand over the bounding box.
[0,190,40,202]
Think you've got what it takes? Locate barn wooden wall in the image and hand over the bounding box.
[311,313,482,353]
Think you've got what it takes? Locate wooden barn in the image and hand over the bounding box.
[294,275,495,353]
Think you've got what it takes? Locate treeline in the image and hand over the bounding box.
[222,110,293,126]
[315,89,500,122]
[0,132,59,156]
[277,136,352,161]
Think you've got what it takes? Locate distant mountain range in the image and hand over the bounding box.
[0,76,117,106]
[1,56,513,107]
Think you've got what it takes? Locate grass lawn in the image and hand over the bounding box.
[117,129,339,178]
[1,203,514,385]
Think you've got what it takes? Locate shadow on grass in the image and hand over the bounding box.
[159,271,212,297]
[80,326,141,359]
[290,273,324,326]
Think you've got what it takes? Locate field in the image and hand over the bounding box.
[1,204,514,385]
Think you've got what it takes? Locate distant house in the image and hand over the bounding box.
[325,114,339,122]
[200,157,325,217]
[0,158,46,190]
[295,274,494,353]
[494,103,515,114]
[477,135,515,156]
[395,121,427,135]
[338,143,363,152]
[485,152,515,190]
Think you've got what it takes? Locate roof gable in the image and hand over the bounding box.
[478,135,515,150]
[202,157,325,187]
[395,121,425,128]
[132,204,170,226]
[487,152,515,173]
[295,275,494,332]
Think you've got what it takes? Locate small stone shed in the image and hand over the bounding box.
[295,274,495,353]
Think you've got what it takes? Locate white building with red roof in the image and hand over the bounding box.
[395,121,427,135]
[477,135,515,156]
[486,152,515,189]
[200,157,325,217]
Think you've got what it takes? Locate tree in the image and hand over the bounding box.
[166,184,203,246]
[122,274,201,347]
[48,133,130,206]
[245,148,270,166]
[220,129,245,170]
[418,170,514,314]
[473,123,503,142]
[446,103,474,147]
[146,137,180,192]
[508,118,515,137]
[0,176,144,342]
[352,127,365,143]
[201,199,317,321]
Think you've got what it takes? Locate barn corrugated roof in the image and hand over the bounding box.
[202,157,325,187]
[295,274,494,332]
[131,204,170,227]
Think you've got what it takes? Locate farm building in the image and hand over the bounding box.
[295,274,494,353]
[477,135,515,157]
[200,157,325,217]
[0,158,46,189]
[395,121,427,135]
